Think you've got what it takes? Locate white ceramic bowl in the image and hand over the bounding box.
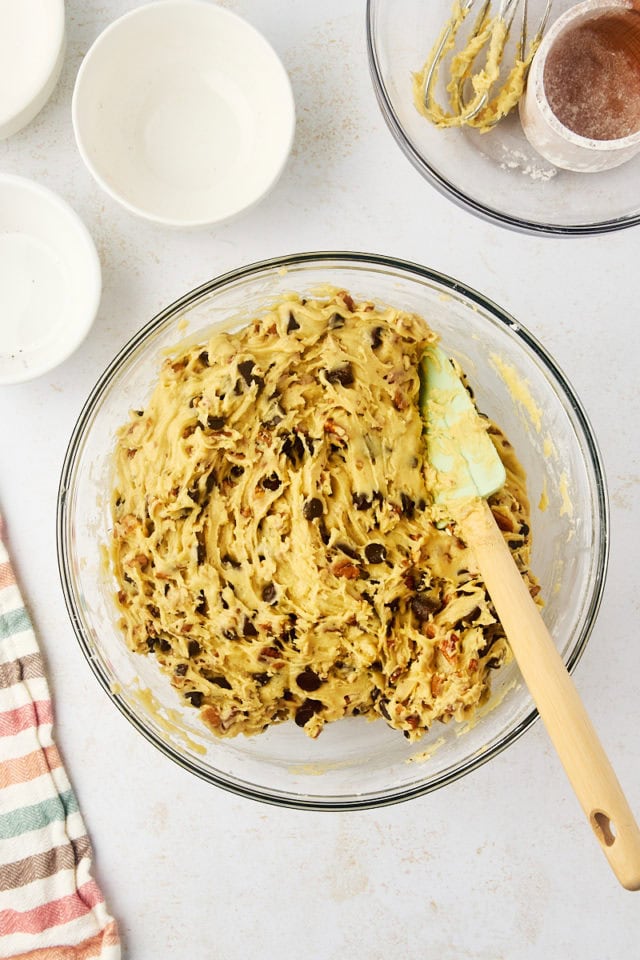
[72,0,296,227]
[520,0,640,172]
[0,0,65,140]
[0,175,102,385]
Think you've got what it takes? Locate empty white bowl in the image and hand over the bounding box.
[0,175,101,385]
[72,0,296,227]
[0,0,65,140]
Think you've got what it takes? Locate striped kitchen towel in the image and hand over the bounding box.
[0,516,120,959]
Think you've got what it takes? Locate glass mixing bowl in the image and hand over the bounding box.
[366,0,640,235]
[57,253,608,809]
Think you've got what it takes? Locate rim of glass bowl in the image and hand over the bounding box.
[56,251,609,810]
[365,0,640,237]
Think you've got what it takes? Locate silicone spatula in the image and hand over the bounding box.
[420,344,640,890]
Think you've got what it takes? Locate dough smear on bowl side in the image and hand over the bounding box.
[109,290,538,740]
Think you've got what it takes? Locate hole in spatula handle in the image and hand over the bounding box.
[591,810,617,847]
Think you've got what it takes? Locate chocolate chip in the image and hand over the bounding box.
[370,326,383,350]
[237,359,264,392]
[401,493,415,519]
[379,699,391,721]
[198,351,210,366]
[303,497,323,520]
[175,663,188,676]
[196,537,206,565]
[187,640,201,657]
[520,523,530,536]
[238,359,256,383]
[411,594,440,621]
[508,539,520,550]
[282,434,305,464]
[253,672,271,686]
[262,582,277,603]
[223,628,238,641]
[159,639,172,653]
[221,553,241,568]
[195,591,208,616]
[286,312,301,333]
[294,698,323,727]
[263,414,283,428]
[243,617,258,638]
[296,668,322,692]
[208,675,232,690]
[352,492,372,511]
[230,464,245,478]
[262,473,281,491]
[205,471,217,494]
[325,363,355,387]
[328,312,345,329]
[337,542,359,560]
[185,691,203,707]
[207,416,225,430]
[365,542,386,564]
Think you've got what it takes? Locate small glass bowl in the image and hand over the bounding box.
[57,253,608,809]
[366,0,640,235]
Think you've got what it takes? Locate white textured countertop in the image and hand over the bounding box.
[1,2,639,957]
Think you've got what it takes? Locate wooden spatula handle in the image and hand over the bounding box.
[458,498,640,891]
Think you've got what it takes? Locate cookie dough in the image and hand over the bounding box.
[110,290,538,741]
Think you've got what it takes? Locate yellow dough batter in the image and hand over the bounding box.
[110,291,538,741]
[412,0,540,131]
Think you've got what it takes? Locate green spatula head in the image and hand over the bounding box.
[419,345,506,503]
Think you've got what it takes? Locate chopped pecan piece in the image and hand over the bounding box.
[338,291,355,312]
[393,388,408,411]
[324,418,347,439]
[260,645,282,660]
[439,633,459,663]
[332,557,360,580]
[492,509,515,532]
